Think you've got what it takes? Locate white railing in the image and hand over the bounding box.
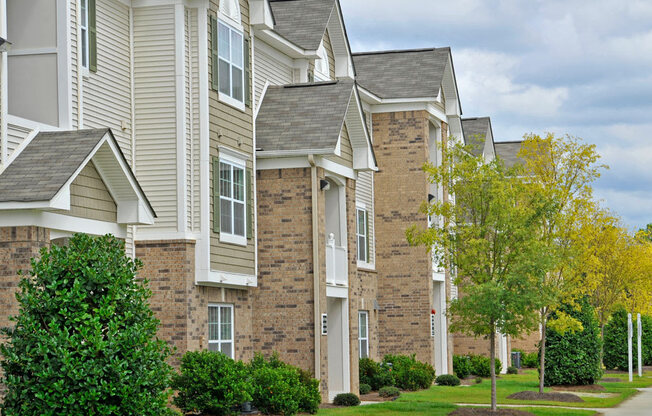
[326,233,348,286]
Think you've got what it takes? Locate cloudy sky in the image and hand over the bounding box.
[339,0,652,229]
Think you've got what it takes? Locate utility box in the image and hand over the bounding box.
[511,351,521,369]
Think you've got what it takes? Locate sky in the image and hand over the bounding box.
[339,0,652,230]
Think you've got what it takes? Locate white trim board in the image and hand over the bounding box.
[0,210,127,238]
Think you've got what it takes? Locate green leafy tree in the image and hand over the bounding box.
[0,234,173,416]
[408,140,553,411]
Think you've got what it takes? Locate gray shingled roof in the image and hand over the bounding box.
[462,117,490,157]
[256,80,353,153]
[494,141,523,169]
[269,0,335,50]
[352,48,450,99]
[0,129,110,202]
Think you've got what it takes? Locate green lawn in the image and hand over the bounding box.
[317,369,652,415]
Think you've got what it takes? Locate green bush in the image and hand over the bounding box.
[603,308,629,371]
[544,298,603,386]
[359,383,371,395]
[333,393,360,406]
[248,353,320,415]
[522,351,540,368]
[435,374,461,386]
[453,355,471,379]
[172,351,251,415]
[383,354,435,391]
[359,357,394,390]
[378,386,401,398]
[641,315,652,365]
[474,376,483,384]
[0,234,172,416]
[467,354,501,378]
[506,366,518,375]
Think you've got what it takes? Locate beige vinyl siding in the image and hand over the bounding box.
[6,123,31,157]
[323,29,335,79]
[326,123,353,168]
[70,0,78,127]
[69,161,118,222]
[209,0,255,275]
[83,0,132,164]
[364,110,373,141]
[355,170,375,265]
[253,41,293,108]
[133,5,178,231]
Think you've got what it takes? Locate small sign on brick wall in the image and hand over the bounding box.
[321,314,328,335]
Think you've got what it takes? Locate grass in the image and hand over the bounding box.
[317,369,652,415]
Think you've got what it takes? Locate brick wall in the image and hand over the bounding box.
[511,329,541,354]
[0,226,50,396]
[254,167,329,396]
[136,239,254,366]
[372,111,435,364]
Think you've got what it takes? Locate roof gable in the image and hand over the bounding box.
[462,117,494,158]
[494,141,524,169]
[269,0,335,50]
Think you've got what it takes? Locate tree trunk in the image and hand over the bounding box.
[539,312,547,394]
[600,322,606,367]
[490,329,497,412]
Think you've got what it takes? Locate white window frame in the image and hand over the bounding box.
[208,303,234,358]
[314,41,330,81]
[80,0,89,73]
[218,152,247,246]
[217,19,245,111]
[356,205,370,267]
[359,311,369,358]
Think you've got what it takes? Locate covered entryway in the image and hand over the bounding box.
[327,296,350,400]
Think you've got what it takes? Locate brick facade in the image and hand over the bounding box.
[372,110,436,365]
[511,329,541,354]
[136,240,255,366]
[0,226,50,396]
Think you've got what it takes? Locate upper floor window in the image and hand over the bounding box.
[220,159,246,244]
[208,304,234,358]
[218,21,244,104]
[314,42,330,81]
[356,207,369,263]
[80,0,96,72]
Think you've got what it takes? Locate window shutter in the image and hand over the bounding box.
[89,0,97,72]
[213,157,220,233]
[246,167,252,239]
[211,16,219,91]
[244,36,251,107]
[365,210,370,261]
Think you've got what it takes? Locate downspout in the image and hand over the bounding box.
[308,154,321,380]
[0,0,7,166]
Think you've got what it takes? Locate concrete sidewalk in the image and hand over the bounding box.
[601,388,652,416]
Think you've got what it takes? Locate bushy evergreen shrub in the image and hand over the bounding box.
[453,355,472,379]
[378,386,401,398]
[383,354,436,391]
[506,366,518,375]
[641,315,652,365]
[467,354,501,378]
[172,351,251,415]
[544,298,603,386]
[0,234,172,416]
[603,308,630,371]
[359,383,371,395]
[359,357,394,390]
[435,374,461,386]
[522,351,540,368]
[333,393,360,406]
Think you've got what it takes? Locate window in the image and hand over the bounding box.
[219,159,246,244]
[208,304,234,358]
[80,0,96,72]
[359,311,369,358]
[314,42,330,81]
[218,21,244,104]
[356,208,368,263]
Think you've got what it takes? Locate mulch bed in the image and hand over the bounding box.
[601,377,623,382]
[552,384,606,392]
[450,409,535,416]
[359,392,399,402]
[507,391,584,403]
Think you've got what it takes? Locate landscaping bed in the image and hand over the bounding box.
[507,391,583,403]
[450,409,535,416]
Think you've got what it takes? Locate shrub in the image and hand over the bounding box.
[506,366,518,375]
[475,376,483,384]
[359,383,371,395]
[467,354,501,378]
[453,355,472,379]
[249,353,320,415]
[359,357,394,390]
[172,351,251,416]
[435,374,461,386]
[383,354,435,391]
[378,386,401,398]
[0,234,172,416]
[641,315,652,365]
[522,351,540,368]
[333,393,360,406]
[604,308,629,371]
[544,298,603,386]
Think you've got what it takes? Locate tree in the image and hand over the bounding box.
[0,234,173,415]
[408,140,553,411]
[518,133,606,393]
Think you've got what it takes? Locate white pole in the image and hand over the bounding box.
[638,313,642,377]
[628,313,633,382]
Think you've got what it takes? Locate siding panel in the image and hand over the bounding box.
[254,41,293,107]
[69,161,118,222]
[325,122,353,168]
[355,170,375,264]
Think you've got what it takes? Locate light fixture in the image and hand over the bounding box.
[320,179,330,191]
[0,37,12,53]
[428,193,435,203]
